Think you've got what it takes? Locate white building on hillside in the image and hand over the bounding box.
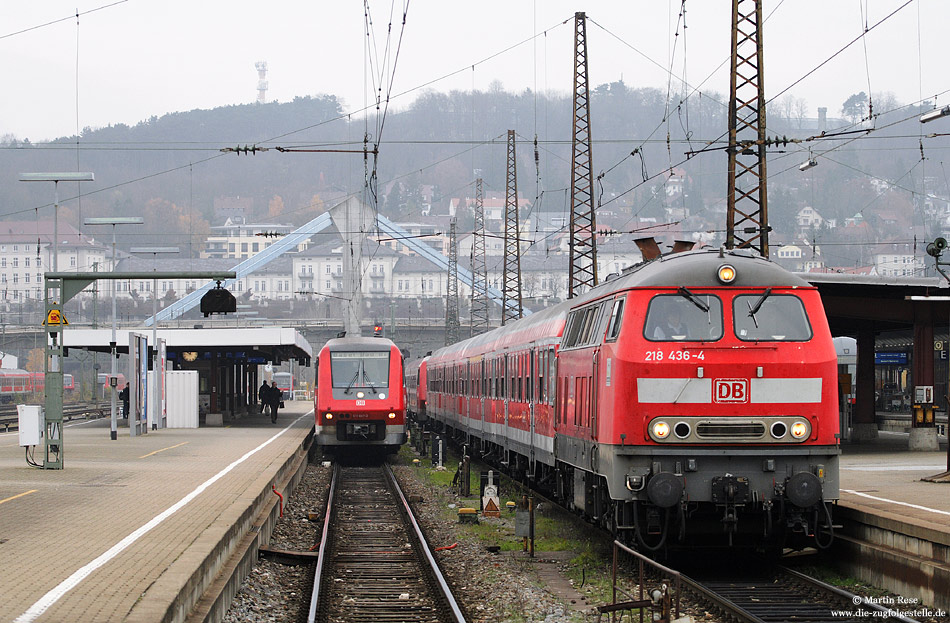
[0,220,107,303]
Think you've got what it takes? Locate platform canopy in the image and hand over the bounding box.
[64,327,313,366]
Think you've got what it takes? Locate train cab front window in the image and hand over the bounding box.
[644,292,723,342]
[330,351,391,391]
[733,293,812,341]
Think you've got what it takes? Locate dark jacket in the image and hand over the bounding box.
[266,384,282,406]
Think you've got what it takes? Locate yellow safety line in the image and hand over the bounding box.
[0,489,37,506]
[139,441,188,459]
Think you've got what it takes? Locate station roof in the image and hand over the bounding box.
[64,327,313,366]
[802,272,950,334]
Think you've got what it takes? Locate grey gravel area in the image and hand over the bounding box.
[223,460,330,623]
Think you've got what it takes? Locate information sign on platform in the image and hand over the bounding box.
[874,352,908,365]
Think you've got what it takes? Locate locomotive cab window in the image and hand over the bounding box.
[733,292,812,341]
[644,292,723,342]
[605,297,625,342]
[330,351,390,389]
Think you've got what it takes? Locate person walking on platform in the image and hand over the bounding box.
[266,380,282,423]
[119,384,130,419]
[258,380,269,413]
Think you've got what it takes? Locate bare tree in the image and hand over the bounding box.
[794,97,809,129]
[780,94,796,125]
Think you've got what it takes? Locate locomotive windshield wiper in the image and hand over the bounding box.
[677,286,709,313]
[343,368,361,394]
[747,288,772,328]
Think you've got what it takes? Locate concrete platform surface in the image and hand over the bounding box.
[0,401,314,623]
[839,431,950,534]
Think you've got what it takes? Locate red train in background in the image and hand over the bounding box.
[422,246,839,552]
[314,335,407,454]
[0,370,74,401]
[272,372,294,400]
[404,355,429,425]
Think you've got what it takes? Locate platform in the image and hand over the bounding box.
[837,430,950,613]
[840,430,950,529]
[0,401,314,623]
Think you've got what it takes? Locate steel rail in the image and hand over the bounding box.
[680,565,924,623]
[679,573,762,623]
[780,565,922,623]
[385,463,467,623]
[307,462,338,623]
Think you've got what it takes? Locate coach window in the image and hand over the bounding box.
[733,293,812,341]
[512,355,519,401]
[536,350,544,403]
[528,350,535,403]
[605,297,625,342]
[527,352,532,401]
[644,292,723,342]
[500,358,507,399]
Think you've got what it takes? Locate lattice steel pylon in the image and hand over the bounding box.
[726,0,769,257]
[569,11,598,298]
[470,178,490,335]
[445,218,461,345]
[502,130,523,325]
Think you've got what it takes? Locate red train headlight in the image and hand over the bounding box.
[651,420,671,440]
[717,264,736,283]
[324,412,334,420]
[388,412,396,419]
[790,420,809,439]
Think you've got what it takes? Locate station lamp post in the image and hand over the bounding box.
[131,246,179,430]
[20,172,95,273]
[84,217,144,440]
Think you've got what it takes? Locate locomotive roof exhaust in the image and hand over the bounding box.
[635,237,662,261]
[635,237,694,260]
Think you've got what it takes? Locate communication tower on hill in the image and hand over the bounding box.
[255,61,268,104]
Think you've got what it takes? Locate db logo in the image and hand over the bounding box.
[714,379,749,403]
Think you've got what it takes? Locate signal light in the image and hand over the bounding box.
[717,265,736,284]
[200,281,237,317]
[373,324,383,336]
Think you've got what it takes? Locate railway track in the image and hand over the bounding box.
[0,401,108,431]
[681,563,922,623]
[308,463,466,623]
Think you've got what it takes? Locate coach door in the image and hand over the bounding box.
[528,348,536,472]
[503,352,510,457]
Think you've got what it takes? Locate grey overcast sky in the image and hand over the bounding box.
[2,0,949,142]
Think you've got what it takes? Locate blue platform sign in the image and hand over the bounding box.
[875,352,908,365]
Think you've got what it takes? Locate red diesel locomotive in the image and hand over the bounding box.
[426,248,839,551]
[314,336,407,454]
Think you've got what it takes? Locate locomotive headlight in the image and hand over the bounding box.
[651,420,671,440]
[356,391,365,399]
[790,420,810,439]
[324,412,334,420]
[388,412,396,419]
[674,422,691,439]
[717,264,737,284]
[770,421,788,439]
